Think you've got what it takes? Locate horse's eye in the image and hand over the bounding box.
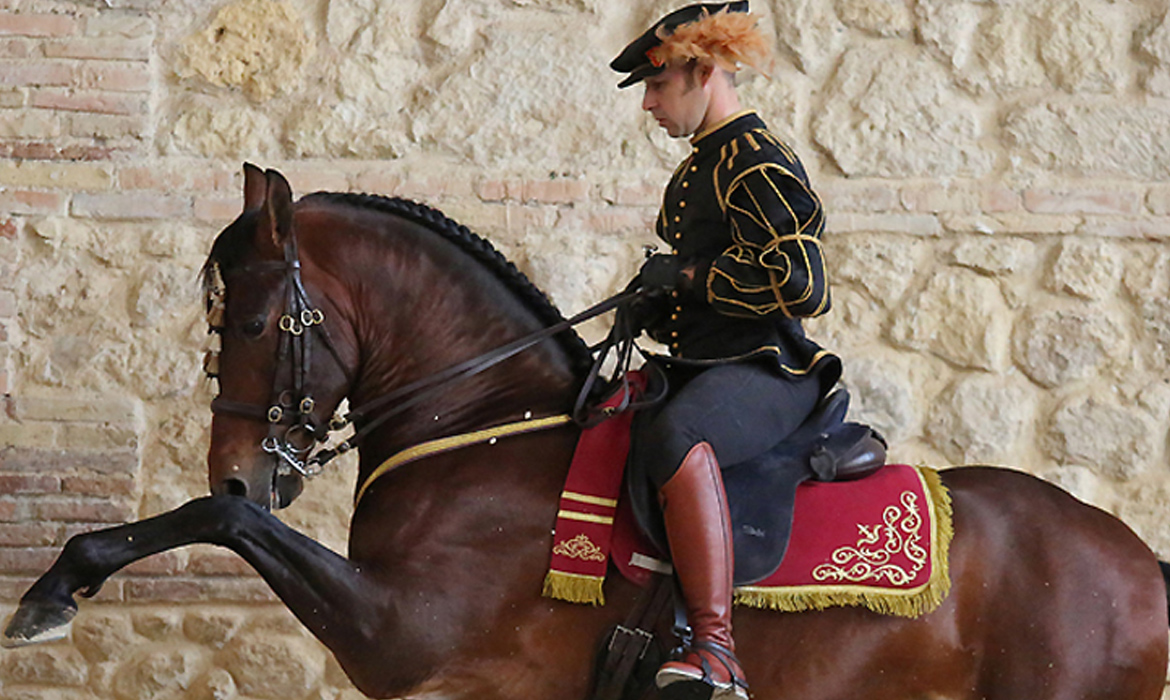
[242,319,266,338]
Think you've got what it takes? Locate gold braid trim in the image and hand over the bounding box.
[733,467,955,619]
[648,9,772,76]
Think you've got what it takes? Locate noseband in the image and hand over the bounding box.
[205,229,351,479]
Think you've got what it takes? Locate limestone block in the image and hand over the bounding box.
[1046,238,1120,301]
[914,0,981,74]
[186,668,237,700]
[1,646,89,686]
[770,0,847,77]
[219,634,325,700]
[1140,10,1170,97]
[888,269,1012,371]
[72,613,141,663]
[949,236,1037,277]
[834,0,912,37]
[812,45,994,178]
[925,372,1036,465]
[168,99,282,160]
[804,285,885,353]
[839,354,918,443]
[1036,465,1103,508]
[1033,0,1124,94]
[283,103,409,160]
[1013,306,1127,388]
[824,233,927,308]
[409,21,653,173]
[1044,395,1155,481]
[1117,484,1170,559]
[112,645,206,700]
[182,611,244,649]
[176,0,315,101]
[1004,102,1170,179]
[132,610,184,641]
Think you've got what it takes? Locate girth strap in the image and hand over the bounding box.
[591,573,673,700]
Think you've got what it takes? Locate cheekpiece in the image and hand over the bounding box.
[610,1,749,89]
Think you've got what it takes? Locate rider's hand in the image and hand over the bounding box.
[638,254,686,292]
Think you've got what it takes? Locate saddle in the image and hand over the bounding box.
[627,387,888,584]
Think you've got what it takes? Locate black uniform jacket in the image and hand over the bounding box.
[645,110,841,394]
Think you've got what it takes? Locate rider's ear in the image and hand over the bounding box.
[242,162,266,211]
[255,169,294,253]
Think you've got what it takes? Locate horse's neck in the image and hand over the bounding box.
[326,213,579,465]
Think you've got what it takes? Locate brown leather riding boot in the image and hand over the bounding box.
[655,442,748,700]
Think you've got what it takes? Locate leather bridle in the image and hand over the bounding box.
[205,229,352,480]
[205,224,658,482]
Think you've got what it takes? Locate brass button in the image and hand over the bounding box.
[674,233,682,241]
[671,343,680,349]
[671,331,678,338]
[690,166,698,172]
[679,201,686,208]
[670,314,678,321]
[682,182,689,188]
[674,215,681,223]
[671,291,679,298]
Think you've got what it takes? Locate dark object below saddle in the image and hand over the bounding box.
[630,388,887,585]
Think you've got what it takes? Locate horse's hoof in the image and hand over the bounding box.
[2,601,76,648]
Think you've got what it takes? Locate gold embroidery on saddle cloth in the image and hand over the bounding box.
[734,467,954,619]
[812,490,927,586]
[552,534,607,562]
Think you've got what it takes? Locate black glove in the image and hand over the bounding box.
[638,254,685,292]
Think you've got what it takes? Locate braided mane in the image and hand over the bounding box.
[204,192,594,378]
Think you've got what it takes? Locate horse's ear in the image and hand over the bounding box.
[255,169,294,253]
[242,162,266,211]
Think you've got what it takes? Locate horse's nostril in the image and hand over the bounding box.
[222,478,248,498]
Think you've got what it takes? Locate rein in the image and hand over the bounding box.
[207,221,652,481]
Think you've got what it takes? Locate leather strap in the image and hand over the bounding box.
[591,573,673,700]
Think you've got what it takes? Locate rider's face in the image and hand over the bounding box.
[641,64,709,139]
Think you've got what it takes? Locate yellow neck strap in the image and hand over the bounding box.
[354,414,574,506]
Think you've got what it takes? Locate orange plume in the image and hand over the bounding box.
[647,9,772,76]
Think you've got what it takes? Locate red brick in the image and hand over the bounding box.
[124,577,275,603]
[0,546,58,574]
[0,38,35,58]
[62,473,135,497]
[1,448,139,475]
[42,36,150,61]
[522,179,590,204]
[194,196,242,223]
[0,189,65,215]
[0,59,73,86]
[28,89,145,115]
[0,473,60,494]
[1023,187,1144,216]
[0,497,22,521]
[0,13,79,37]
[118,164,186,191]
[0,521,58,546]
[0,218,15,238]
[982,185,1022,213]
[189,550,252,576]
[30,497,135,523]
[71,192,191,220]
[0,576,40,602]
[352,171,402,196]
[609,182,661,207]
[78,61,151,92]
[123,550,184,576]
[0,140,122,160]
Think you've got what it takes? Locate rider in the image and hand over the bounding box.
[611,3,841,698]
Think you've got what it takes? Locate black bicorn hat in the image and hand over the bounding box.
[610,1,750,89]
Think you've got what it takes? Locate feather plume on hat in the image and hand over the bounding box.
[646,8,771,76]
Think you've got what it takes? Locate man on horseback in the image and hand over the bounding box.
[611,3,840,698]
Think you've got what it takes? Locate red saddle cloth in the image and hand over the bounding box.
[544,382,954,619]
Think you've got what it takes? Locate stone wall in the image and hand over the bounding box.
[0,0,1168,698]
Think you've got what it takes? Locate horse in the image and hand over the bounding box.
[4,164,1168,700]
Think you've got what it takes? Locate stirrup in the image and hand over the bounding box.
[656,640,749,700]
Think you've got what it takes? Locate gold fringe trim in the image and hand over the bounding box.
[733,467,955,619]
[543,570,606,606]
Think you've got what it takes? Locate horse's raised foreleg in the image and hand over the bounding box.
[3,495,383,658]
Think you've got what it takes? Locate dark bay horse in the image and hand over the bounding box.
[4,165,1168,699]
